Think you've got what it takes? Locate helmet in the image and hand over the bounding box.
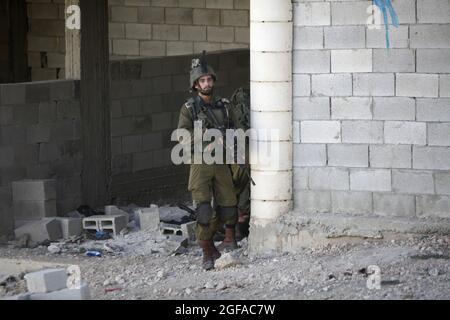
[190,51,217,91]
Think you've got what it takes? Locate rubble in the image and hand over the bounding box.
[214,252,242,270]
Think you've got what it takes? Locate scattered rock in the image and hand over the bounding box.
[215,252,242,270]
[428,268,439,277]
[47,244,61,254]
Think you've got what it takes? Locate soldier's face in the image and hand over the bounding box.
[195,75,214,96]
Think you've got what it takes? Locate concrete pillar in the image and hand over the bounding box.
[65,0,80,79]
[248,0,293,253]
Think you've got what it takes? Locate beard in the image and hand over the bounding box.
[199,86,214,96]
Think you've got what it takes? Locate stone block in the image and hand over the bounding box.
[12,179,56,201]
[24,268,67,294]
[14,219,62,243]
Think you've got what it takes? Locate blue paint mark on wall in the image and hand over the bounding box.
[374,0,399,48]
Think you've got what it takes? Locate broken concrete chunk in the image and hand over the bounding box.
[214,252,242,270]
[181,221,197,243]
[24,269,68,293]
[56,217,82,239]
[12,179,56,201]
[14,219,62,243]
[137,205,160,231]
[164,235,188,254]
[29,283,91,300]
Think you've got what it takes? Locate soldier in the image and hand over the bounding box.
[177,52,239,270]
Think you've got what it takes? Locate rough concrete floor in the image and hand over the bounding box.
[1,233,449,300]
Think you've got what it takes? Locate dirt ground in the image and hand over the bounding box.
[1,228,449,300]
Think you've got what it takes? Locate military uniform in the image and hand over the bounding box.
[178,95,238,241]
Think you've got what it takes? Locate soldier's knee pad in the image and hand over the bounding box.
[197,202,213,226]
[217,206,237,224]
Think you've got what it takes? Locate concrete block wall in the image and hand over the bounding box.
[109,0,249,59]
[292,0,450,220]
[25,0,250,81]
[110,49,249,204]
[27,0,66,81]
[0,80,82,237]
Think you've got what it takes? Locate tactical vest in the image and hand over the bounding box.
[184,95,233,130]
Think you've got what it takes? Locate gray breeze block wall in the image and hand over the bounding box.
[0,80,82,237]
[292,0,450,220]
[26,0,250,81]
[110,49,250,205]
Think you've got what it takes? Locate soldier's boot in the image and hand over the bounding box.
[199,240,221,270]
[217,226,239,252]
[235,211,250,241]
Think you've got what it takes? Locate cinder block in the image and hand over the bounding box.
[111,6,138,23]
[167,41,194,56]
[324,26,365,49]
[309,167,349,191]
[373,49,415,73]
[331,1,372,25]
[160,223,183,236]
[293,121,301,144]
[435,172,450,195]
[294,144,327,167]
[416,195,450,218]
[350,169,391,192]
[221,9,248,26]
[384,121,427,145]
[180,0,206,8]
[24,269,67,294]
[207,26,234,43]
[293,50,330,74]
[180,25,207,41]
[417,0,450,23]
[392,170,434,194]
[331,191,373,215]
[152,24,179,40]
[373,193,415,217]
[165,8,193,25]
[140,40,166,57]
[366,26,409,49]
[293,74,311,97]
[413,146,450,170]
[396,74,439,98]
[294,167,309,190]
[410,25,450,48]
[440,75,450,98]
[331,97,372,120]
[14,200,57,221]
[12,179,56,201]
[293,97,330,120]
[125,23,152,40]
[113,39,139,56]
[372,97,415,121]
[416,98,450,121]
[137,205,160,231]
[181,221,196,243]
[370,145,412,169]
[56,218,82,239]
[82,215,127,237]
[294,190,331,214]
[353,73,395,96]
[328,144,369,168]
[311,74,352,97]
[300,121,341,144]
[294,27,323,50]
[342,121,383,144]
[193,9,220,26]
[205,0,233,9]
[428,123,450,146]
[417,49,450,73]
[331,49,372,73]
[137,7,165,23]
[15,219,62,243]
[294,2,330,26]
[29,283,91,300]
